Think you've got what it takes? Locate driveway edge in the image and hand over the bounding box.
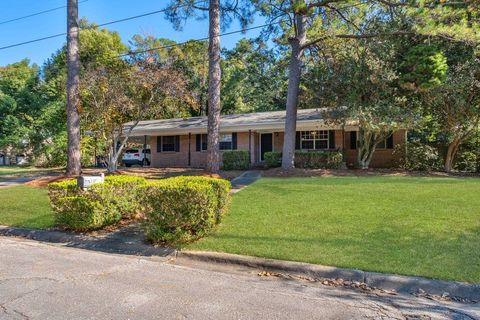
[178,251,480,301]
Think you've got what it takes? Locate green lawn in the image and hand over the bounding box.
[0,165,61,177]
[190,176,480,283]
[0,186,54,229]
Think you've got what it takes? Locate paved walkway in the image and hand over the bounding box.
[230,170,262,192]
[1,237,477,320]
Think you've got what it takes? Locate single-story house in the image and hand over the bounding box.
[125,108,406,168]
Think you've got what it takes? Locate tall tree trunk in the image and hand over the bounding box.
[281,14,306,169]
[66,0,81,176]
[444,136,462,173]
[206,0,221,173]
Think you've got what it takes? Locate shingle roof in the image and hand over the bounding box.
[126,108,353,136]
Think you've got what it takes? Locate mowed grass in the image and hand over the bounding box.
[0,186,54,229]
[190,176,480,283]
[0,165,61,177]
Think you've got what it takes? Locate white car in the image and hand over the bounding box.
[122,148,151,167]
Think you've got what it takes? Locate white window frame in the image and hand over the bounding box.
[219,133,233,150]
[300,130,329,150]
[199,134,208,152]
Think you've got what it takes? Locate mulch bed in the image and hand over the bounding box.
[261,167,480,178]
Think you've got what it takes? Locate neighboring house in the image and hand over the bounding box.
[125,108,406,168]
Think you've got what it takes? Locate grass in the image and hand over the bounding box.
[190,176,480,283]
[0,186,54,229]
[0,165,60,177]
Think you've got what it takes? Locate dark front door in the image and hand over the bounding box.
[260,133,273,161]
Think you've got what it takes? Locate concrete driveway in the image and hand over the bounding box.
[0,237,477,320]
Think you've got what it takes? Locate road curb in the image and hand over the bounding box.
[0,225,174,258]
[178,251,480,301]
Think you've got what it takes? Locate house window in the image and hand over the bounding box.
[300,130,329,150]
[198,134,208,151]
[162,136,176,152]
[219,133,233,150]
[376,134,394,149]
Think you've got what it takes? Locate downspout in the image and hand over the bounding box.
[188,133,192,167]
[248,129,252,164]
[143,135,147,167]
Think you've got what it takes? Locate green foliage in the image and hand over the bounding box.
[394,141,442,171]
[141,176,231,245]
[294,151,343,169]
[48,175,230,242]
[165,176,231,223]
[48,175,147,230]
[221,39,287,113]
[399,44,448,90]
[222,150,251,170]
[264,151,282,168]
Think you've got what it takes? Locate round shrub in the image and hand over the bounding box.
[141,178,222,245]
[264,152,282,168]
[48,175,147,230]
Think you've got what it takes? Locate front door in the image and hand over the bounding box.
[260,133,273,161]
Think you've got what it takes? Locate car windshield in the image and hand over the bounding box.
[125,149,139,153]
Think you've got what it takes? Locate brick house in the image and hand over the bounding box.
[126,108,406,168]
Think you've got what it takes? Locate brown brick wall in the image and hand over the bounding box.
[344,129,406,168]
[151,132,253,168]
[149,129,406,168]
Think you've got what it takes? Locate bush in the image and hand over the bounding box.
[48,175,146,230]
[141,176,231,245]
[166,176,231,223]
[294,151,343,169]
[394,141,442,171]
[264,152,282,168]
[222,150,250,170]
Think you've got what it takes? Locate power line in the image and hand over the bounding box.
[0,22,270,79]
[119,23,272,58]
[0,0,90,26]
[0,2,201,51]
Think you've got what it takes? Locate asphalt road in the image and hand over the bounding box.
[0,237,478,320]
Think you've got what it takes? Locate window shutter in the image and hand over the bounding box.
[232,132,238,150]
[350,131,357,150]
[329,130,336,149]
[157,136,162,152]
[295,132,300,150]
[175,136,180,152]
[386,134,394,149]
[196,134,201,152]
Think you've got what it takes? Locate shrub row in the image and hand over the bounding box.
[48,175,231,245]
[222,150,250,170]
[263,151,343,169]
[48,176,147,231]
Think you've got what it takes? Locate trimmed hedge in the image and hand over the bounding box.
[262,151,343,169]
[222,150,250,170]
[48,175,231,244]
[141,176,231,245]
[48,175,146,231]
[264,151,282,168]
[294,151,343,169]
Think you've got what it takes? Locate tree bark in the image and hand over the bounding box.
[444,136,462,173]
[66,0,81,176]
[281,14,307,169]
[206,0,221,173]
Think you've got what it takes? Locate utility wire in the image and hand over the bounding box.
[0,0,90,26]
[0,2,202,51]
